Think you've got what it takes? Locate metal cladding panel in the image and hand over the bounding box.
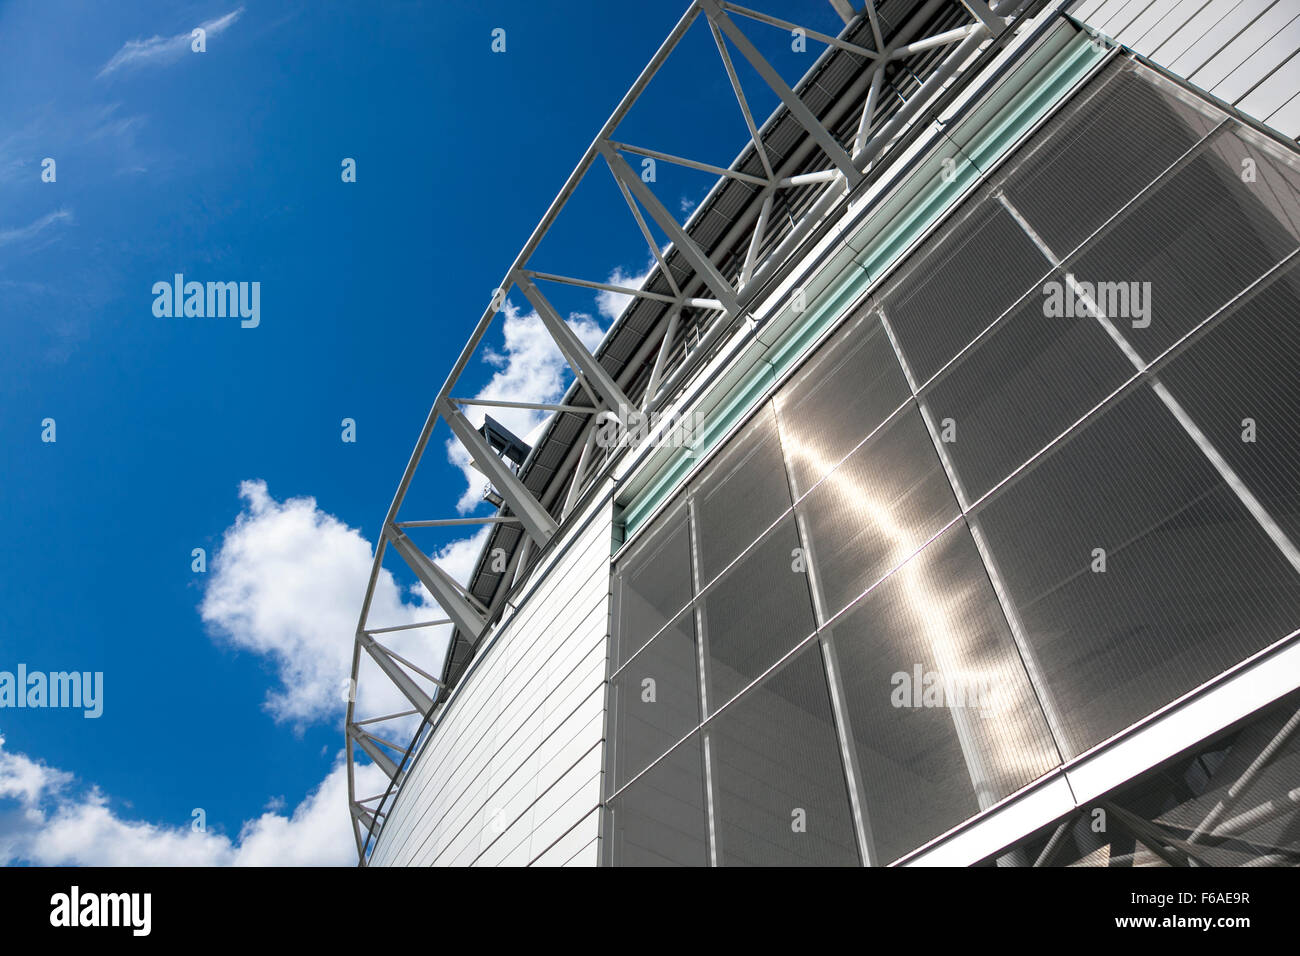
[707,643,861,866]
[1070,125,1300,364]
[610,610,700,790]
[879,193,1053,384]
[369,494,614,867]
[606,732,710,867]
[920,288,1135,503]
[604,55,1300,865]
[773,305,911,499]
[975,384,1300,759]
[1158,261,1300,548]
[690,405,793,586]
[698,513,817,711]
[795,405,962,623]
[996,61,1222,259]
[827,522,1061,864]
[611,498,691,669]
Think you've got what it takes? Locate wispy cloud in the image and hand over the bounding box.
[0,209,72,247]
[97,8,244,79]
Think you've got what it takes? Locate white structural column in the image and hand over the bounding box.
[358,633,438,716]
[438,400,560,546]
[515,274,635,414]
[387,527,489,639]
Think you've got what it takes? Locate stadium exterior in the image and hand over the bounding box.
[345,0,1300,866]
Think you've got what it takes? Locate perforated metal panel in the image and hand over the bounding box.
[795,406,961,622]
[606,55,1300,866]
[612,500,692,669]
[697,514,817,712]
[690,405,794,588]
[828,522,1061,864]
[606,733,709,867]
[706,644,860,866]
[611,610,700,789]
[774,306,911,499]
[975,385,1300,757]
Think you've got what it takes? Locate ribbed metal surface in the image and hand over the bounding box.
[611,609,700,789]
[606,731,709,867]
[1159,261,1300,548]
[920,289,1134,502]
[611,500,693,669]
[706,643,860,866]
[605,56,1300,865]
[976,384,1300,758]
[997,61,1221,258]
[774,304,910,498]
[880,193,1052,383]
[828,522,1060,864]
[697,514,817,711]
[690,405,793,587]
[796,405,961,622]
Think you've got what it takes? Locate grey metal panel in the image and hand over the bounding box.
[828,522,1061,864]
[1159,260,1300,551]
[794,405,961,623]
[878,193,1051,384]
[706,643,860,866]
[921,288,1135,502]
[689,404,793,588]
[606,732,710,867]
[697,513,817,712]
[612,499,692,669]
[1070,122,1300,363]
[975,384,1300,758]
[611,610,700,789]
[773,304,911,499]
[997,62,1222,260]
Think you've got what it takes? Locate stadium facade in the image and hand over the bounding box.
[345,0,1300,866]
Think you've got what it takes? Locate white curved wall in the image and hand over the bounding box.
[1071,0,1300,137]
[370,487,614,867]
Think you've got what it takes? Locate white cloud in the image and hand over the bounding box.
[447,301,604,513]
[594,262,654,323]
[98,8,244,79]
[0,735,385,866]
[200,480,446,727]
[0,209,72,247]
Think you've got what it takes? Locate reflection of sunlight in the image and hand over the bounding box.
[785,429,1051,809]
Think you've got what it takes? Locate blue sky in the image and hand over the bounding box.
[0,0,842,864]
